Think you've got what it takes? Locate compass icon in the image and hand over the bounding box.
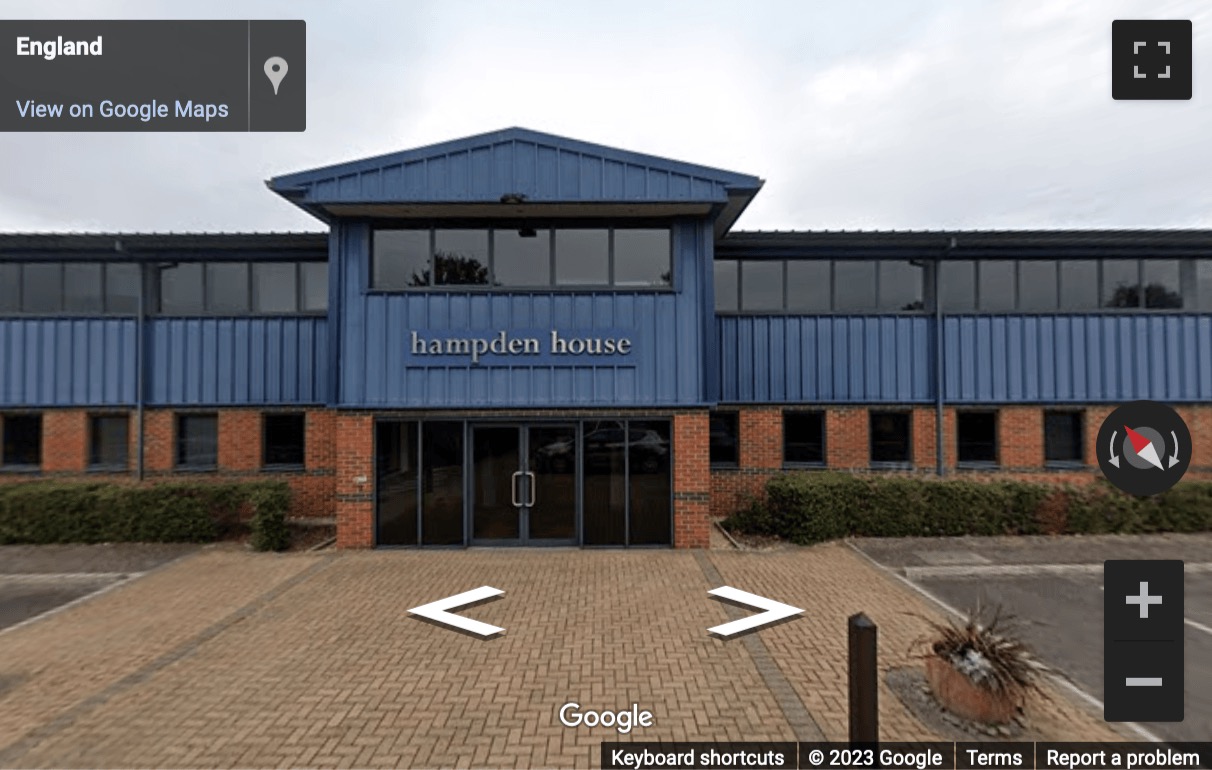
[1098,401,1191,496]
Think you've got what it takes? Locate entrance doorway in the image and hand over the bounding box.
[471,424,577,545]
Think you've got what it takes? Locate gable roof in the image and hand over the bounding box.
[268,127,763,234]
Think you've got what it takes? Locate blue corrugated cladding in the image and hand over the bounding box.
[271,129,750,205]
[0,319,136,406]
[334,220,713,407]
[718,314,1212,404]
[0,317,328,407]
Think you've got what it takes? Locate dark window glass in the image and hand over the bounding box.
[176,414,218,468]
[870,411,911,464]
[300,262,328,312]
[555,229,609,285]
[714,260,739,312]
[583,420,626,545]
[434,230,489,286]
[376,421,418,546]
[614,229,671,287]
[1142,259,1183,309]
[939,260,976,311]
[1199,260,1212,311]
[957,411,998,464]
[494,228,551,286]
[0,264,20,312]
[784,411,825,464]
[628,420,672,545]
[834,261,877,312]
[105,263,141,314]
[205,263,249,313]
[1,414,41,466]
[786,261,831,312]
[1044,410,1084,464]
[709,412,739,465]
[422,421,464,545]
[1018,260,1059,311]
[978,261,1016,312]
[879,261,925,311]
[159,263,204,314]
[252,263,298,313]
[1103,260,1141,308]
[740,261,782,311]
[63,263,103,313]
[374,230,430,288]
[1059,260,1100,310]
[89,415,128,468]
[22,262,61,313]
[263,413,305,466]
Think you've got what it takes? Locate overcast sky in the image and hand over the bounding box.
[2,0,1210,233]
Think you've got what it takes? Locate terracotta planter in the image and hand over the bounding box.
[925,654,1023,725]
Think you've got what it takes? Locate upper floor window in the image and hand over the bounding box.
[716,259,926,313]
[158,261,327,315]
[370,226,672,291]
[0,262,140,315]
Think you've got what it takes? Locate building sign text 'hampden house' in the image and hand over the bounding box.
[409,330,634,364]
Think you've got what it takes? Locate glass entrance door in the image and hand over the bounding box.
[471,424,577,545]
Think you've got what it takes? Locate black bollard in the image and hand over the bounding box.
[848,612,878,743]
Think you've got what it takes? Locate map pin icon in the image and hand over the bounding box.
[264,56,289,95]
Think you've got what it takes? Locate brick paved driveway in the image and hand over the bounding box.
[0,542,1119,769]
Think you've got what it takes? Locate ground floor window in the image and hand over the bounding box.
[89,414,129,470]
[176,414,218,469]
[1044,409,1084,465]
[708,411,738,466]
[869,410,911,465]
[957,410,998,465]
[783,410,825,465]
[374,418,671,548]
[1,413,41,468]
[263,413,306,468]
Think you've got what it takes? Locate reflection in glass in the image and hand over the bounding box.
[0,264,19,312]
[22,262,61,313]
[253,263,298,313]
[709,412,738,465]
[1017,261,1058,311]
[206,263,250,313]
[528,425,576,540]
[879,261,924,311]
[1199,260,1212,311]
[834,261,877,312]
[373,230,430,288]
[300,262,328,312]
[105,263,141,314]
[159,263,204,314]
[583,420,626,545]
[628,421,671,546]
[977,261,1015,312]
[741,261,782,311]
[376,421,418,546]
[870,411,911,464]
[434,230,490,286]
[939,260,976,311]
[714,260,738,312]
[614,229,671,286]
[786,261,831,312]
[555,230,609,285]
[1102,260,1141,308]
[1059,260,1099,310]
[1143,259,1183,309]
[1044,410,1083,464]
[423,422,465,545]
[494,228,551,286]
[473,426,520,540]
[63,263,103,313]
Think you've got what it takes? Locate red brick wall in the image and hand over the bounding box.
[998,406,1043,469]
[711,407,783,518]
[826,408,868,469]
[673,411,710,548]
[334,412,374,548]
[41,410,87,472]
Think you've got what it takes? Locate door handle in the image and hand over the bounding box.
[525,471,536,507]
[511,471,522,508]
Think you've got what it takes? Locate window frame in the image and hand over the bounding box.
[782,409,826,467]
[955,409,1000,468]
[156,261,327,317]
[708,410,740,468]
[0,262,145,316]
[0,412,42,471]
[868,409,913,468]
[262,412,307,470]
[88,413,130,471]
[1043,408,1086,467]
[368,223,675,293]
[175,413,219,471]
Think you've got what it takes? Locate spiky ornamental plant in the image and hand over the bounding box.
[914,603,1048,696]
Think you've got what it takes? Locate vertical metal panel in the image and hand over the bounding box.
[144,317,327,405]
[0,318,136,406]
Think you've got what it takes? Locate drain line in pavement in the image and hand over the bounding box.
[0,555,337,767]
[693,551,826,741]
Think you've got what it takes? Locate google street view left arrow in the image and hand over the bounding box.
[408,586,505,638]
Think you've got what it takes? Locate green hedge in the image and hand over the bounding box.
[725,472,1212,544]
[0,480,292,551]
